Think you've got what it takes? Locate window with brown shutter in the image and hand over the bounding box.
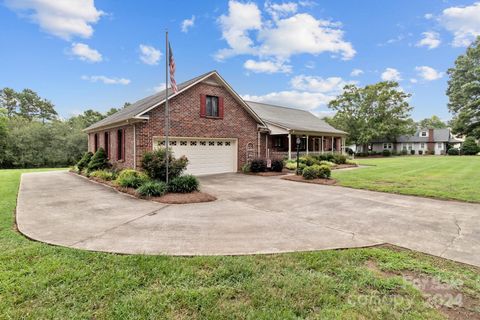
[104,132,110,159]
[117,129,124,161]
[94,133,98,152]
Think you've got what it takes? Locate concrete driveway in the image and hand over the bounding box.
[16,171,480,266]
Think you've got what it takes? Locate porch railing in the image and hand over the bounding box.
[269,151,343,159]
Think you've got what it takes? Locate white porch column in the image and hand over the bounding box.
[331,136,334,153]
[306,135,309,155]
[288,133,292,160]
[321,136,324,154]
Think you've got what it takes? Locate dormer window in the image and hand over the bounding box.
[420,131,427,137]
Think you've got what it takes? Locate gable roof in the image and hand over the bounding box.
[397,128,452,143]
[246,101,347,135]
[84,71,266,132]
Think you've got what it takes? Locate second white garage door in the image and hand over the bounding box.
[165,138,238,176]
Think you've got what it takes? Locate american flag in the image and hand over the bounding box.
[169,42,178,93]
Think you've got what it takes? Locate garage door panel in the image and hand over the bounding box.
[166,138,237,176]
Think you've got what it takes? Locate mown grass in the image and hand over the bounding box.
[0,169,479,319]
[333,156,480,202]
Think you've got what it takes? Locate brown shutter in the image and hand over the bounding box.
[122,129,125,161]
[218,96,224,119]
[200,94,206,117]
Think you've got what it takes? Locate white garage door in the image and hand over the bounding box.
[160,138,237,176]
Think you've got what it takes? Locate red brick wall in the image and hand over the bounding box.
[135,82,259,170]
[88,81,261,171]
[88,125,134,170]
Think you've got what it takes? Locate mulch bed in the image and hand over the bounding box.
[281,174,337,185]
[74,172,217,204]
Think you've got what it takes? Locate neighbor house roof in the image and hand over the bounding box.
[84,71,266,132]
[246,101,347,135]
[371,128,457,143]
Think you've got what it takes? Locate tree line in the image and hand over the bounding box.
[326,36,480,149]
[0,88,126,168]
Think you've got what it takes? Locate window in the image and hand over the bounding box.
[384,143,392,149]
[206,96,219,117]
[438,143,442,149]
[117,129,124,161]
[104,132,110,158]
[94,133,98,152]
[420,131,427,137]
[383,143,387,149]
[388,143,392,149]
[274,137,283,148]
[408,144,413,150]
[421,143,425,149]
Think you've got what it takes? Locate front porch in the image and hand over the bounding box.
[265,133,346,160]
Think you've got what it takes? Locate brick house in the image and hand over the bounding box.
[85,71,347,175]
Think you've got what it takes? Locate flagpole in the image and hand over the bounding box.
[165,30,170,184]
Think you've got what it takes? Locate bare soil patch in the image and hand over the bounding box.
[281,174,337,185]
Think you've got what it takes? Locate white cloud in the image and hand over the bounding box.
[181,15,195,33]
[215,0,355,70]
[350,68,363,77]
[439,2,480,47]
[410,78,418,84]
[215,0,262,60]
[416,31,441,49]
[265,1,298,20]
[290,75,350,93]
[70,42,102,62]
[415,66,443,81]
[258,13,355,60]
[242,91,334,111]
[5,0,104,40]
[153,82,168,92]
[424,13,434,20]
[81,75,130,85]
[381,68,402,81]
[244,59,292,73]
[139,44,161,65]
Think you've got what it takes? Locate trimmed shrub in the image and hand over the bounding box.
[168,175,199,193]
[142,148,188,181]
[137,181,167,197]
[116,169,149,188]
[241,163,251,173]
[250,159,267,172]
[448,148,460,155]
[87,148,108,172]
[401,149,408,155]
[299,156,318,166]
[319,160,336,168]
[285,161,297,170]
[382,150,391,157]
[332,153,347,164]
[355,152,368,157]
[410,150,415,155]
[302,164,331,180]
[76,152,93,172]
[271,159,284,172]
[461,137,480,155]
[90,170,116,181]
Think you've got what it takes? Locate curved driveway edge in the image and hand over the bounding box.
[16,171,480,266]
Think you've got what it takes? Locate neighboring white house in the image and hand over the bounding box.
[357,128,462,155]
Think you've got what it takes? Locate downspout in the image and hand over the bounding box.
[133,123,136,169]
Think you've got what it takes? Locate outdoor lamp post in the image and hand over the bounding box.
[296,136,301,175]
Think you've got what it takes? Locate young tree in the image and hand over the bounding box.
[0,88,18,117]
[418,115,447,129]
[461,136,480,155]
[328,82,414,149]
[447,36,480,138]
[0,108,8,166]
[38,99,58,123]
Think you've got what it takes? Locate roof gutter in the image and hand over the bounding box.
[83,118,147,133]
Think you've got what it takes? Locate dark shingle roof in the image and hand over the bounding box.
[397,128,452,142]
[246,101,346,135]
[85,71,215,131]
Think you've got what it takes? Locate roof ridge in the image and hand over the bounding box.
[245,100,311,113]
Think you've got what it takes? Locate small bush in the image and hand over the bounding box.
[137,181,167,197]
[271,159,284,172]
[87,148,108,172]
[401,149,408,155]
[142,148,188,181]
[77,152,93,172]
[319,160,336,167]
[168,175,199,193]
[90,170,116,181]
[382,150,391,157]
[241,163,251,173]
[116,169,149,188]
[299,156,318,166]
[461,137,480,155]
[448,148,460,155]
[302,164,331,180]
[332,154,347,164]
[410,150,415,155]
[285,161,297,170]
[355,152,368,157]
[250,159,267,172]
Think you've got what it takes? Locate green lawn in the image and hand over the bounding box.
[333,156,480,202]
[1,169,479,319]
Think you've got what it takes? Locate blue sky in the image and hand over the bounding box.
[1,0,479,121]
